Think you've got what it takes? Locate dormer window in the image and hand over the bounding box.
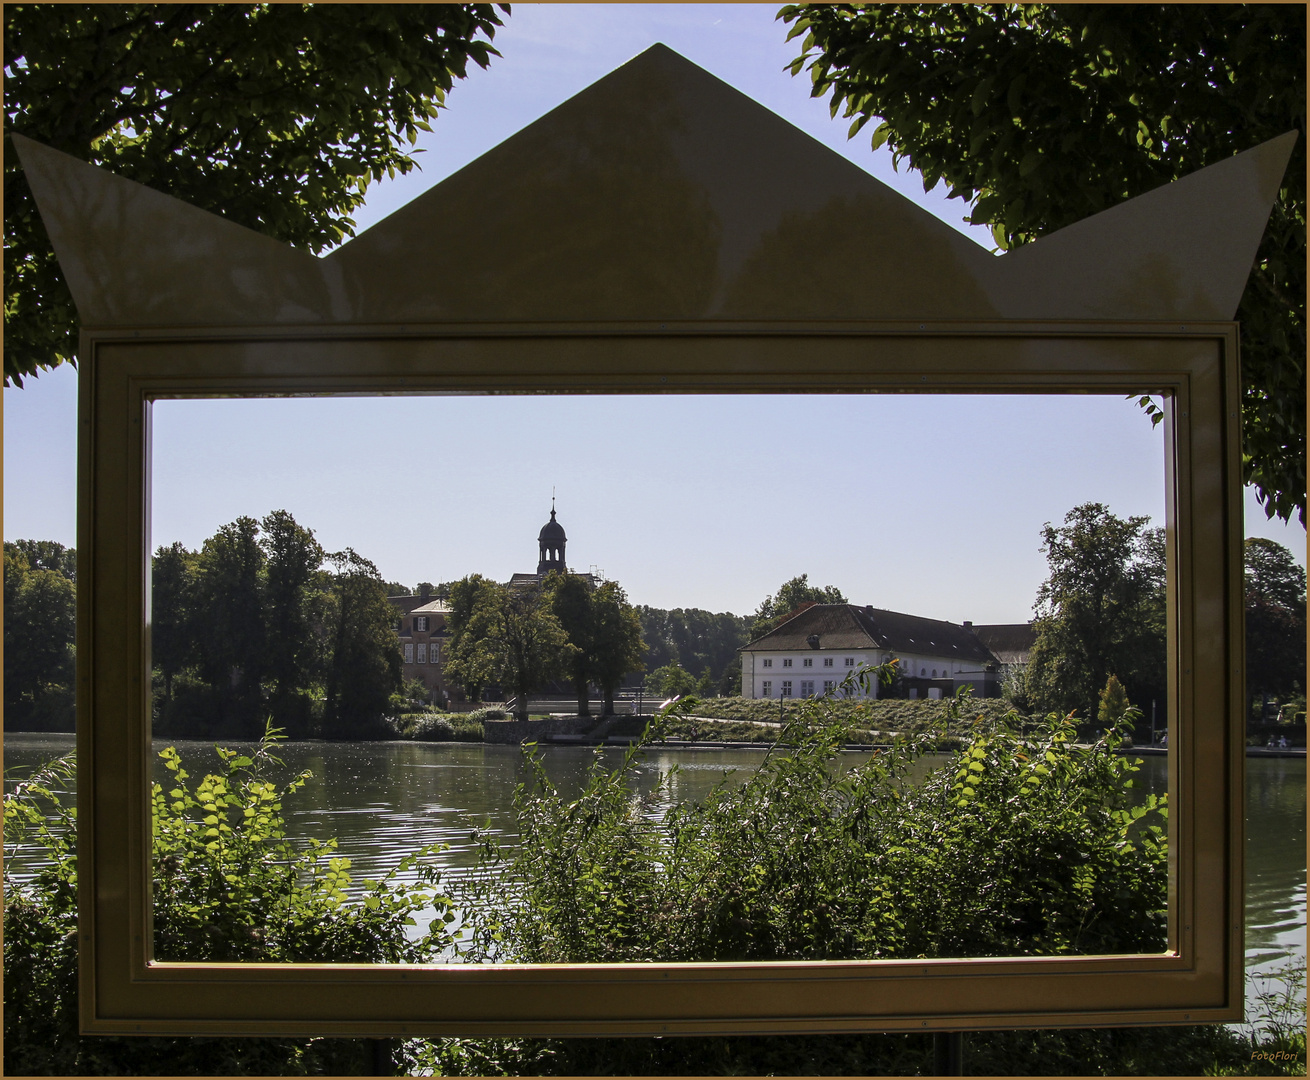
[415,616,429,632]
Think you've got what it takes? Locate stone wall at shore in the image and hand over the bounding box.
[483,715,598,745]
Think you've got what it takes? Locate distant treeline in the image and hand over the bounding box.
[4,540,77,731]
[150,511,401,740]
[637,606,753,697]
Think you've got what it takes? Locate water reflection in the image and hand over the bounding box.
[1246,756,1308,974]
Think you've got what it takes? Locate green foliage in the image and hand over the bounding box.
[390,709,486,742]
[1097,674,1131,731]
[543,571,596,714]
[459,682,1167,966]
[152,730,450,962]
[588,580,647,714]
[1025,503,1166,724]
[3,540,77,731]
[1245,538,1307,715]
[780,3,1306,524]
[5,538,76,580]
[444,573,504,703]
[543,573,646,716]
[646,661,701,699]
[448,576,574,720]
[4,3,508,385]
[418,1012,1304,1077]
[193,515,269,732]
[1246,538,1309,611]
[624,710,877,746]
[147,514,401,740]
[322,548,404,739]
[3,728,455,1074]
[637,605,751,694]
[683,692,1014,737]
[749,572,847,639]
[150,540,198,706]
[261,509,327,730]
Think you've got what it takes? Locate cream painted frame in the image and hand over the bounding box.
[78,319,1244,1036]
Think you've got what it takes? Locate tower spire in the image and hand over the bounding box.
[537,496,567,575]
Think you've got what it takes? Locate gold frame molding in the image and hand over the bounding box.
[77,319,1245,1036]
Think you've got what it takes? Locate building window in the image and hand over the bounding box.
[932,669,937,678]
[782,658,793,668]
[430,642,440,663]
[781,681,793,697]
[404,643,415,664]
[823,680,835,694]
[823,657,834,668]
[417,644,427,664]
[803,658,813,667]
[762,658,773,668]
[844,657,855,667]
[921,668,927,676]
[415,616,429,632]
[761,680,772,698]
[801,680,815,696]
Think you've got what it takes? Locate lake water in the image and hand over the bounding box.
[5,734,1304,984]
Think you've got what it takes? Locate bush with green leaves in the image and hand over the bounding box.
[388,708,488,741]
[458,684,1167,965]
[432,678,1300,1075]
[3,727,456,1074]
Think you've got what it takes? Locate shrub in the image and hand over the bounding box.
[465,706,509,724]
[683,693,1018,737]
[458,690,1167,965]
[389,709,487,741]
[3,726,457,1074]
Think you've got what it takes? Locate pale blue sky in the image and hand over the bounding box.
[4,4,1303,619]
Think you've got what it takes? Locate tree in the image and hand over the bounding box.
[3,542,76,731]
[750,574,847,640]
[1244,538,1306,718]
[193,516,267,734]
[544,571,597,716]
[6,539,75,581]
[781,4,1306,524]
[588,581,646,716]
[469,582,573,722]
[321,548,402,738]
[4,3,507,385]
[444,574,503,704]
[150,541,197,705]
[637,605,752,683]
[646,663,700,700]
[1024,504,1165,721]
[259,509,325,734]
[544,574,647,717]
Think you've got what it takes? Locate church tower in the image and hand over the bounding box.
[536,501,567,574]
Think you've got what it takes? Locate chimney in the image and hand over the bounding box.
[962,620,972,628]
[420,584,431,603]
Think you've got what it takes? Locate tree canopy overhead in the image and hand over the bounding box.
[781,4,1306,524]
[4,3,508,385]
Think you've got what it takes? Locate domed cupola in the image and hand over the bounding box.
[536,502,567,574]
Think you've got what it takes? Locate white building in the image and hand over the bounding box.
[739,603,1007,701]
